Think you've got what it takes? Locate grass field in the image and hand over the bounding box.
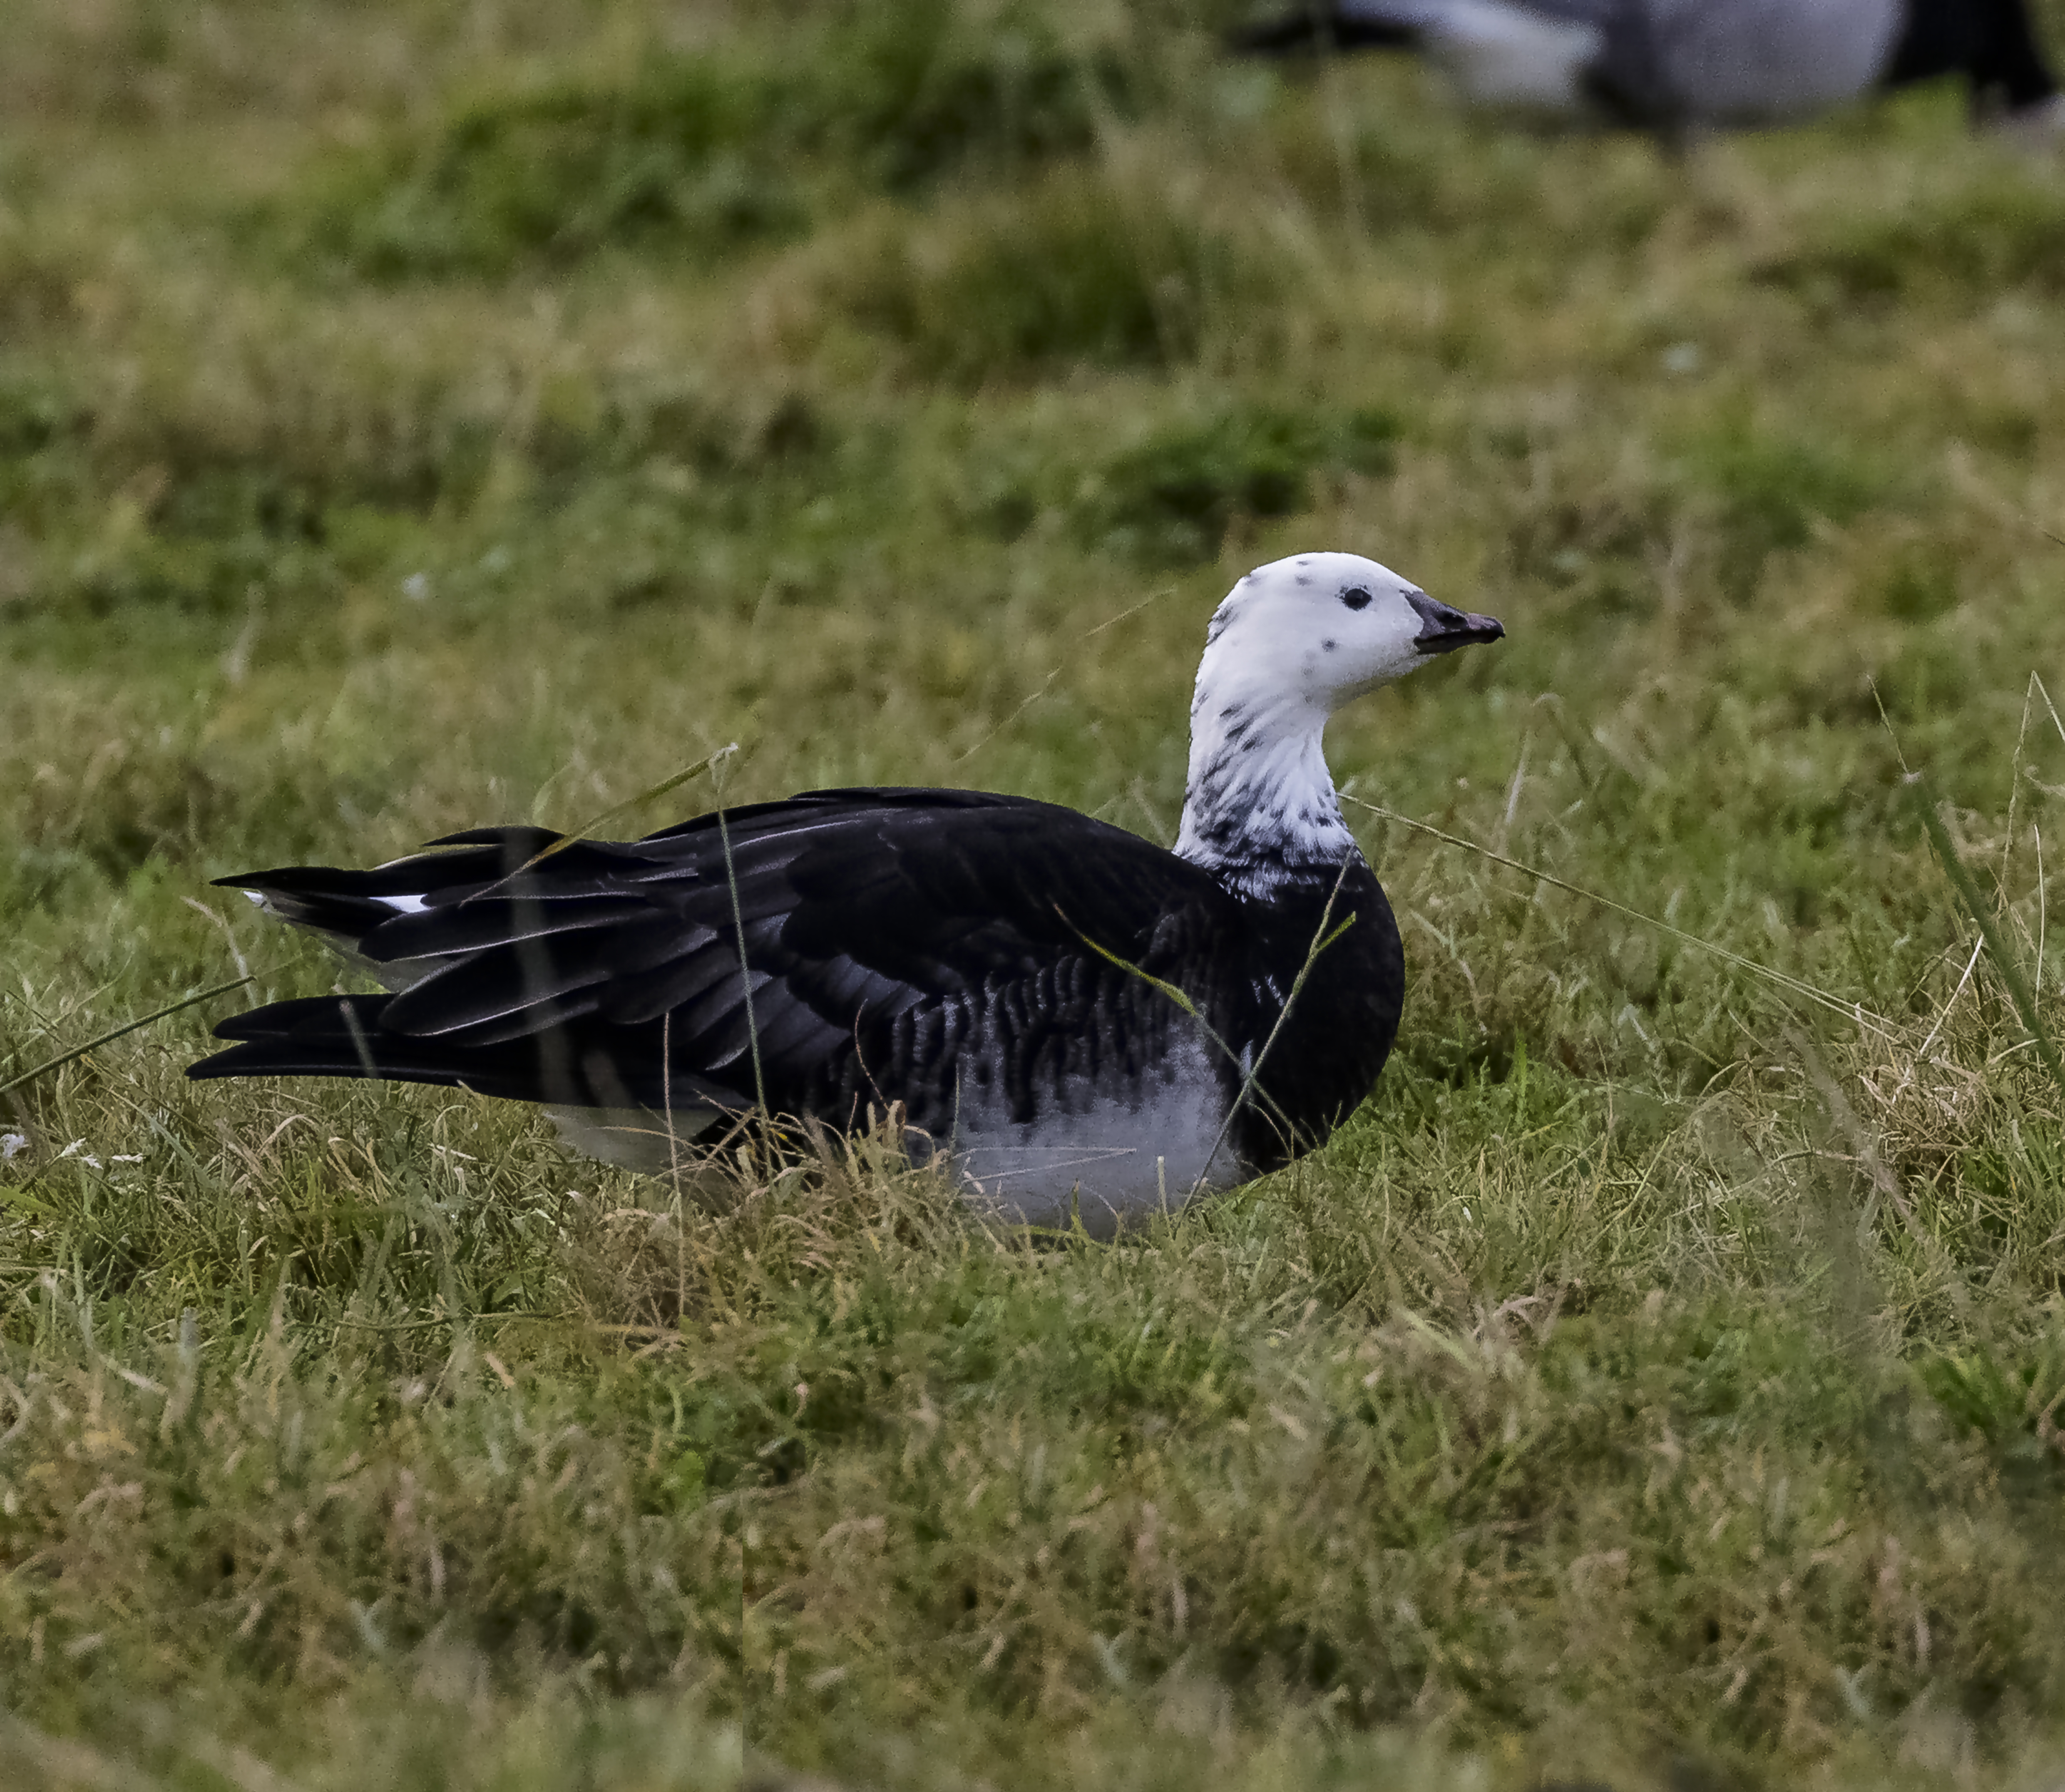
[6,2,2065,1786]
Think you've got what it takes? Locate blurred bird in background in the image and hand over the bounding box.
[1233,0,2065,144]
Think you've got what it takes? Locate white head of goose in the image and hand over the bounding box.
[189,552,1503,1232]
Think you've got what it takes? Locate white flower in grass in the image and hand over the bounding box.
[45,1140,145,1169]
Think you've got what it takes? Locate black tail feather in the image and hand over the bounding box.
[206,994,385,1045]
[212,884,395,939]
[187,993,743,1113]
[189,994,586,1102]
[212,833,563,941]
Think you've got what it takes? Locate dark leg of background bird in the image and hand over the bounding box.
[1884,0,2059,117]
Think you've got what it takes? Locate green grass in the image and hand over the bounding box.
[6,2,2065,1787]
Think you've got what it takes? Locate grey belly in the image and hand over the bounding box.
[546,1033,1238,1233]
[1653,0,1902,119]
[924,1031,1235,1233]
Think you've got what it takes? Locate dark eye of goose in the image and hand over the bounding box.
[1340,587,1373,611]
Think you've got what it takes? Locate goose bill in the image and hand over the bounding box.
[1406,590,1506,656]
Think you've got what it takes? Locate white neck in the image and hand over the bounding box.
[1173,682,1358,899]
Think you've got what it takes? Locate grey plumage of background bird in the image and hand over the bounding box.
[1233,0,2065,140]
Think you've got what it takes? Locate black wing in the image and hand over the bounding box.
[1229,0,1681,124]
[1232,0,1622,52]
[1230,1,1425,55]
[189,789,1253,1134]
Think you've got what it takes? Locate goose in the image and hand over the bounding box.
[1232,0,2065,140]
[187,552,1503,1231]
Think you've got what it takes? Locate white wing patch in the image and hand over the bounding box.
[1426,0,1604,110]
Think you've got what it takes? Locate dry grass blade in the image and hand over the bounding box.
[2038,672,2065,755]
[1188,859,1354,1197]
[713,795,768,1119]
[493,742,740,884]
[1066,920,1203,1024]
[954,588,1172,765]
[1909,775,2065,1100]
[1787,1023,1973,1327]
[1058,897,1327,1155]
[1344,796,1901,1042]
[0,976,254,1103]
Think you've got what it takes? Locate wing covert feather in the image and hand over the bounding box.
[209,790,1247,1118]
